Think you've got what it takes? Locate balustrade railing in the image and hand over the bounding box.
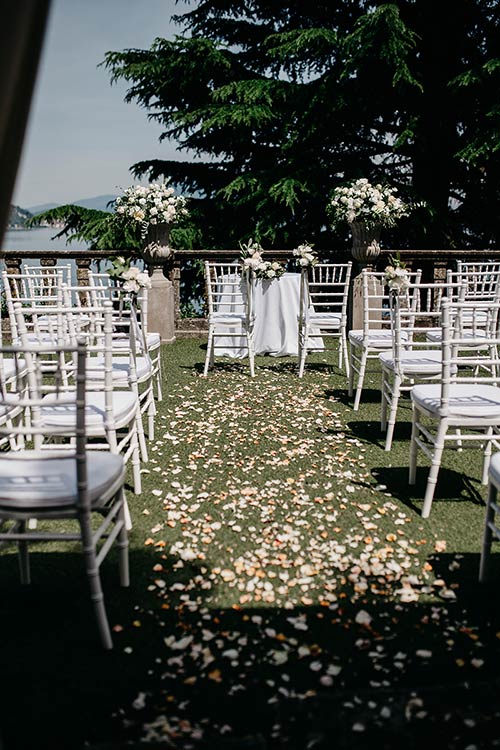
[2,246,500,340]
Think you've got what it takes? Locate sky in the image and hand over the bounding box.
[13,0,188,210]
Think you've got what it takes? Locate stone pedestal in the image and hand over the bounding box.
[141,223,176,344]
[148,265,175,344]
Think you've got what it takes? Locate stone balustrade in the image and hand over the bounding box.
[2,246,500,341]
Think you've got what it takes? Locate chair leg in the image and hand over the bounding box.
[482,427,494,485]
[79,514,113,649]
[421,420,448,518]
[341,331,349,378]
[348,344,355,397]
[131,429,142,495]
[246,327,255,378]
[136,411,149,464]
[153,349,163,402]
[409,405,419,485]
[384,375,402,452]
[298,324,307,378]
[380,371,388,432]
[147,396,156,441]
[117,490,130,587]
[479,481,496,582]
[203,328,214,377]
[17,521,30,585]
[353,348,369,411]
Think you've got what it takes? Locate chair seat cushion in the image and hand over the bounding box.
[379,349,443,376]
[111,331,161,351]
[40,391,138,429]
[349,329,407,348]
[1,358,26,380]
[210,312,247,325]
[0,451,124,510]
[411,383,500,418]
[307,312,342,328]
[146,332,161,348]
[86,356,152,381]
[426,329,490,344]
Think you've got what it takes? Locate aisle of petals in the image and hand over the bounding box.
[118,364,500,748]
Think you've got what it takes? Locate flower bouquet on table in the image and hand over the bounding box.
[292,243,318,268]
[240,239,285,280]
[327,178,410,230]
[114,180,188,238]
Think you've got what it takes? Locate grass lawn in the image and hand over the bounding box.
[1,338,500,749]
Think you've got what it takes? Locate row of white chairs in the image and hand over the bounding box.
[0,265,164,648]
[350,262,500,578]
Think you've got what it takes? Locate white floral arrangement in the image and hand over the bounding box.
[114,180,188,236]
[384,256,410,293]
[292,243,318,268]
[120,266,152,293]
[328,178,409,229]
[240,239,285,280]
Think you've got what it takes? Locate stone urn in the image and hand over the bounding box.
[140,222,175,344]
[141,222,173,268]
[349,221,382,267]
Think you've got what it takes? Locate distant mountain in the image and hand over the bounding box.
[28,194,117,215]
[8,204,33,228]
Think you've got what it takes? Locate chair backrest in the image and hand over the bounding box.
[438,299,500,414]
[0,335,89,497]
[361,268,422,335]
[389,280,455,378]
[22,263,72,287]
[204,261,252,318]
[455,262,500,302]
[2,269,66,341]
[300,262,352,322]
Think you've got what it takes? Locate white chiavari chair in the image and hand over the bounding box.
[203,261,255,376]
[409,299,500,518]
[348,268,422,410]
[0,336,129,649]
[298,262,352,378]
[380,279,455,452]
[88,270,163,403]
[14,299,144,495]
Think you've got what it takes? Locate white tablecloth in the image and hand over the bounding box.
[215,272,323,357]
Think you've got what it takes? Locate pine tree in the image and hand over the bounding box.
[41,1,499,251]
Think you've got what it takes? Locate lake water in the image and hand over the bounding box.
[3,227,89,252]
[1,228,113,283]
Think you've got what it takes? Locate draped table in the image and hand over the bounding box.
[215,272,324,357]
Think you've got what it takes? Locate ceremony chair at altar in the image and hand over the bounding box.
[297,262,352,378]
[380,279,455,452]
[409,299,500,518]
[0,337,129,649]
[203,261,255,376]
[348,268,422,410]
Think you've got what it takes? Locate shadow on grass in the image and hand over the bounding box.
[2,548,500,749]
[371,465,485,515]
[0,549,204,750]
